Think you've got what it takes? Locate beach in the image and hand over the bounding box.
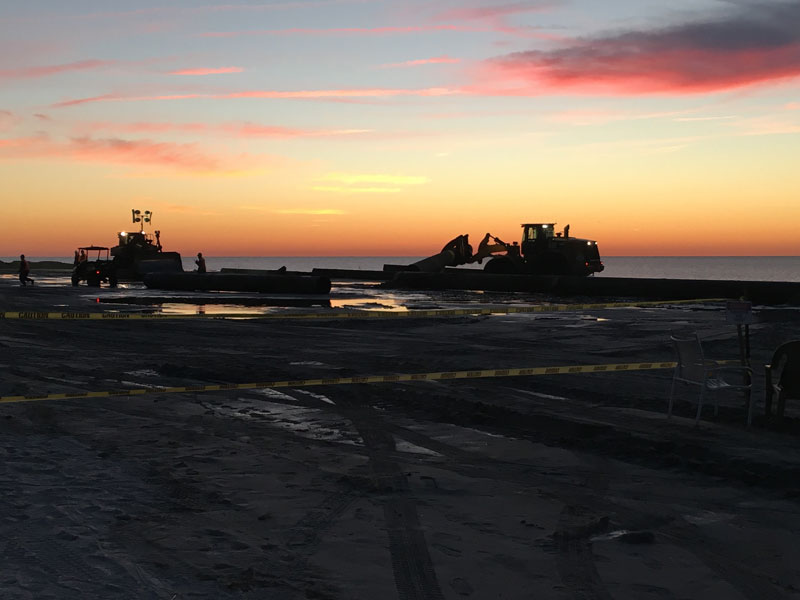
[2,281,800,599]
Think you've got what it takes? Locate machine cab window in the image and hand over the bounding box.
[522,223,556,242]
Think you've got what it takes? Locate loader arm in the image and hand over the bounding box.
[469,233,508,264]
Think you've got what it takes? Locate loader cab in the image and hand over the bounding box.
[521,223,556,243]
[521,223,556,258]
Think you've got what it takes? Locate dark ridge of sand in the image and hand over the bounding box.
[0,259,73,273]
[2,280,800,599]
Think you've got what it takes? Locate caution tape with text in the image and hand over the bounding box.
[0,360,682,405]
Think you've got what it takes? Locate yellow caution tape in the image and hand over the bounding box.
[0,298,725,321]
[0,360,681,404]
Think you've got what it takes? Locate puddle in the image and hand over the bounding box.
[215,397,362,446]
[123,369,161,378]
[394,438,442,456]
[295,389,336,405]
[289,361,327,367]
[511,388,568,401]
[682,510,734,525]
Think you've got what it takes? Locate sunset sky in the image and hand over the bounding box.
[2,0,799,257]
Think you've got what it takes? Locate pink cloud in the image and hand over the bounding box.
[81,120,374,139]
[202,24,482,37]
[72,0,366,21]
[0,59,115,81]
[480,3,800,95]
[0,134,268,173]
[53,87,462,107]
[169,67,244,75]
[381,56,461,68]
[431,1,563,39]
[69,137,219,170]
[433,1,559,21]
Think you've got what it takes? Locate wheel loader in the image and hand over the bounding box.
[397,223,604,276]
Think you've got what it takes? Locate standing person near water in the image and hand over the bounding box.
[18,254,34,286]
[195,252,206,273]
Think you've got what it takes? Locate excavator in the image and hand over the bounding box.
[395,223,604,277]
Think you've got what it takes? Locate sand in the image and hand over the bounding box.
[2,279,800,599]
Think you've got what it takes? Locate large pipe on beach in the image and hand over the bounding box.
[143,272,331,294]
[386,272,800,304]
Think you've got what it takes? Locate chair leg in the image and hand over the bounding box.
[668,377,677,419]
[695,387,705,425]
[777,391,787,420]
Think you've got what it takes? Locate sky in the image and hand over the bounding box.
[1,0,799,257]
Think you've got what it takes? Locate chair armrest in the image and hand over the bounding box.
[715,365,753,375]
[709,365,752,388]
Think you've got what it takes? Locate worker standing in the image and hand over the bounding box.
[195,252,206,273]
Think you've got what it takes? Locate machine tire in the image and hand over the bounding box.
[484,257,516,274]
[71,274,80,286]
[109,274,118,287]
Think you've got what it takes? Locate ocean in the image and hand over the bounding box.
[5,256,800,282]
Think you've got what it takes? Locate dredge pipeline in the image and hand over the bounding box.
[143,272,331,294]
[385,272,800,305]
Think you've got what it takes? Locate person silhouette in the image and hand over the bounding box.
[19,254,34,286]
[195,252,207,273]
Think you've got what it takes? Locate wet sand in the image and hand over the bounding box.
[2,279,800,599]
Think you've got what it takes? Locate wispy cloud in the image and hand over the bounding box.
[312,172,429,194]
[479,2,800,95]
[169,67,244,75]
[545,108,693,126]
[432,1,564,39]
[53,87,462,108]
[381,56,460,68]
[0,134,273,173]
[433,1,560,22]
[727,115,800,136]
[80,120,374,139]
[0,59,115,81]
[68,0,370,21]
[202,25,481,38]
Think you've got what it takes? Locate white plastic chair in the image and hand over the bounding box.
[668,333,753,425]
